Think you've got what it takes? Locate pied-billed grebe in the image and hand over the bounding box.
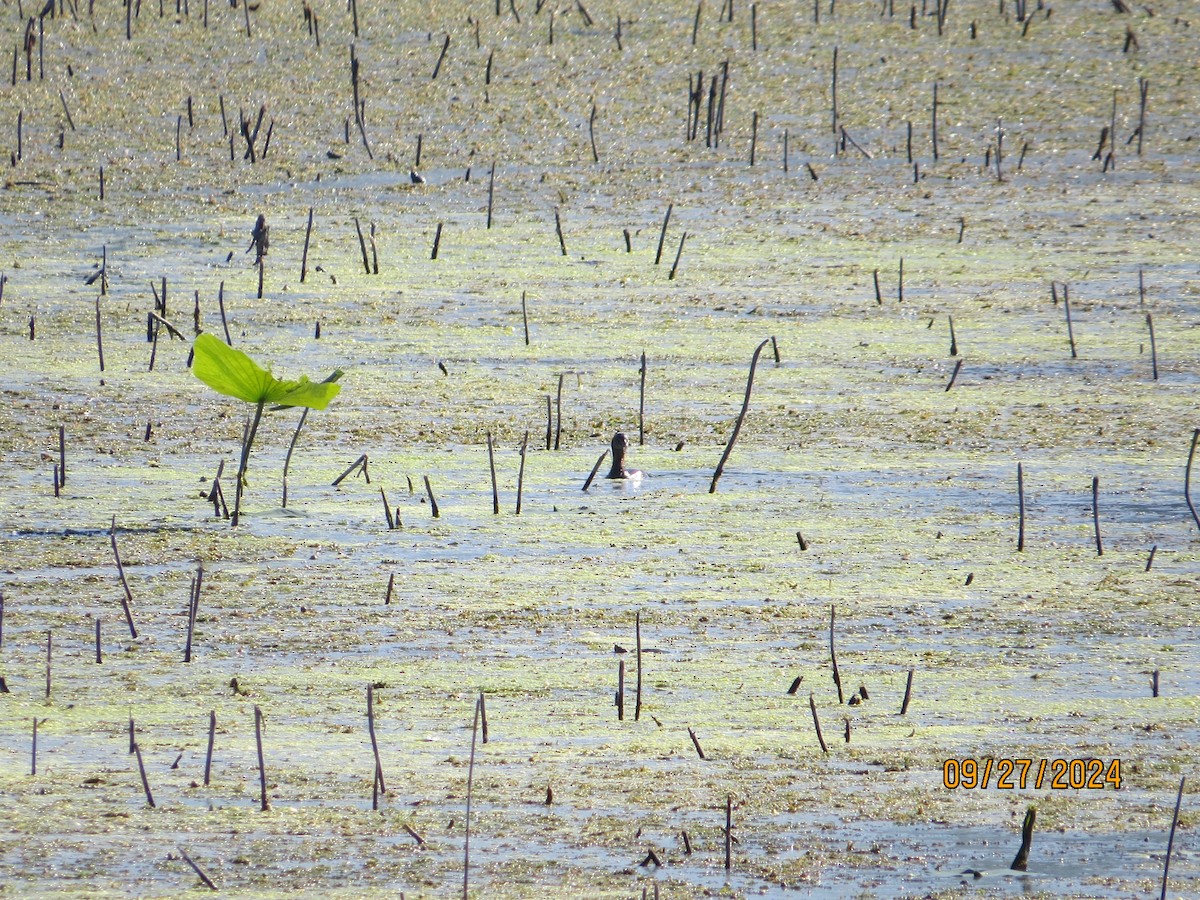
[605,432,643,480]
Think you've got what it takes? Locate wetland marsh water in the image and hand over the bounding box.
[0,0,1198,897]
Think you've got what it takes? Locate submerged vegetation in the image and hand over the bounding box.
[0,0,1197,897]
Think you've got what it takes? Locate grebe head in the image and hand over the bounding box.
[605,432,641,479]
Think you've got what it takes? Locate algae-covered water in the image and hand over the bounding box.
[0,0,1198,897]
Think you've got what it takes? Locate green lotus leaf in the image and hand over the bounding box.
[193,333,342,410]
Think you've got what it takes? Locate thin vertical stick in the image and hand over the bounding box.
[521,291,530,346]
[380,487,395,529]
[254,706,269,811]
[1161,776,1186,900]
[829,605,842,703]
[830,47,839,136]
[898,257,904,302]
[463,696,482,900]
[218,282,232,345]
[638,352,647,445]
[545,395,553,450]
[110,517,138,639]
[184,563,202,662]
[751,2,757,49]
[300,207,313,283]
[809,692,828,752]
[1063,283,1077,358]
[654,204,673,265]
[900,668,914,714]
[931,82,939,160]
[588,101,599,163]
[554,374,565,450]
[668,232,687,280]
[1092,476,1103,556]
[58,425,66,486]
[554,208,567,256]
[431,223,443,259]
[749,111,758,165]
[367,684,386,807]
[616,659,625,720]
[487,432,500,514]
[45,631,51,699]
[725,795,733,871]
[515,430,529,514]
[95,617,101,663]
[1017,462,1026,551]
[710,338,772,492]
[873,269,882,305]
[479,692,489,744]
[353,218,371,274]
[281,408,310,508]
[134,743,156,808]
[634,611,644,721]
[31,717,37,775]
[1185,428,1200,533]
[423,475,440,517]
[204,711,215,786]
[1146,313,1158,381]
[95,296,105,371]
[486,161,496,229]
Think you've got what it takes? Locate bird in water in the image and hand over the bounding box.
[605,432,642,480]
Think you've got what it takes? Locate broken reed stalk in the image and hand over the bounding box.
[486,161,496,229]
[638,352,647,445]
[217,282,232,345]
[109,517,139,638]
[332,453,370,487]
[635,611,643,721]
[668,232,688,280]
[254,705,269,811]
[1017,462,1026,551]
[687,727,706,759]
[422,475,440,517]
[710,338,772,493]
[463,695,482,900]
[1161,776,1185,900]
[95,617,101,663]
[809,693,828,752]
[588,101,599,162]
[431,33,450,80]
[1185,428,1200,533]
[829,604,843,703]
[204,711,215,786]
[485,432,500,515]
[280,408,310,508]
[1092,476,1103,556]
[1062,283,1077,358]
[45,630,51,699]
[178,847,218,891]
[616,659,625,720]
[521,291,530,345]
[134,742,156,808]
[654,204,673,265]
[94,296,105,371]
[367,684,386,808]
[1146,312,1158,380]
[581,450,608,492]
[1146,545,1157,572]
[1010,807,1035,871]
[948,315,958,356]
[380,487,395,529]
[353,218,371,274]
[725,795,733,871]
[431,223,443,259]
[183,563,202,662]
[944,358,963,391]
[515,430,529,514]
[31,717,37,775]
[749,111,757,165]
[900,667,914,715]
[58,425,65,486]
[544,395,553,450]
[300,207,313,283]
[554,373,565,450]
[554,208,567,256]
